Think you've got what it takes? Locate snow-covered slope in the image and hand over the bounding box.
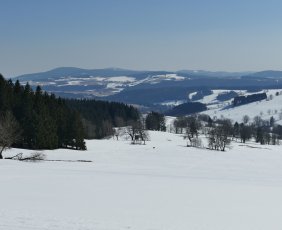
[200,89,282,124]
[17,71,187,97]
[14,68,282,98]
[2,131,282,229]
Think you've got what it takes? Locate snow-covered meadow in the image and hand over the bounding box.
[194,89,282,124]
[2,131,282,229]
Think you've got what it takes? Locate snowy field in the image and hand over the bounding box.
[196,89,282,124]
[2,131,282,229]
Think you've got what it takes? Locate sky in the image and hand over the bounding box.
[1,0,282,77]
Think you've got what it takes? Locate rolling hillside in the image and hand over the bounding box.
[196,89,282,125]
[2,131,282,229]
[13,68,282,107]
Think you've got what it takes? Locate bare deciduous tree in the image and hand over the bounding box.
[253,115,263,127]
[242,115,250,124]
[207,120,232,151]
[0,111,22,159]
[113,127,126,140]
[7,152,46,161]
[126,120,150,145]
[239,124,252,143]
[185,116,202,147]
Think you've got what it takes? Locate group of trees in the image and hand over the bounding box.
[233,93,267,106]
[191,89,212,101]
[3,71,282,155]
[173,113,281,151]
[125,120,150,144]
[216,91,238,101]
[0,75,86,153]
[165,102,207,116]
[207,119,232,151]
[173,115,205,148]
[231,115,281,145]
[113,111,166,144]
[145,111,166,131]
[0,74,143,156]
[67,99,140,139]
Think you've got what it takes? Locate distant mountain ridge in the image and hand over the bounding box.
[15,67,143,81]
[10,67,282,111]
[242,70,282,79]
[14,67,259,80]
[176,70,253,77]
[15,67,282,82]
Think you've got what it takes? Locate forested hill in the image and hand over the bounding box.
[66,99,140,139]
[0,74,140,150]
[0,74,86,150]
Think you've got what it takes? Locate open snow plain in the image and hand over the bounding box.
[2,131,282,229]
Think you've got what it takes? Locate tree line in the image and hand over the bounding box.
[0,74,86,155]
[173,113,282,151]
[233,93,267,106]
[112,111,166,144]
[66,99,140,139]
[0,75,142,157]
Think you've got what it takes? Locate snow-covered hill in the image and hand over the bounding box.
[195,89,282,124]
[2,131,282,229]
[13,68,282,104]
[15,68,187,97]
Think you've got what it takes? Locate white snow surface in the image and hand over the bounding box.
[142,74,185,84]
[2,131,282,229]
[159,100,186,106]
[201,89,282,124]
[106,76,136,82]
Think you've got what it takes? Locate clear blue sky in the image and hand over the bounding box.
[1,0,282,77]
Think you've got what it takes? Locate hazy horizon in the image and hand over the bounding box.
[1,0,282,77]
[7,66,260,78]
